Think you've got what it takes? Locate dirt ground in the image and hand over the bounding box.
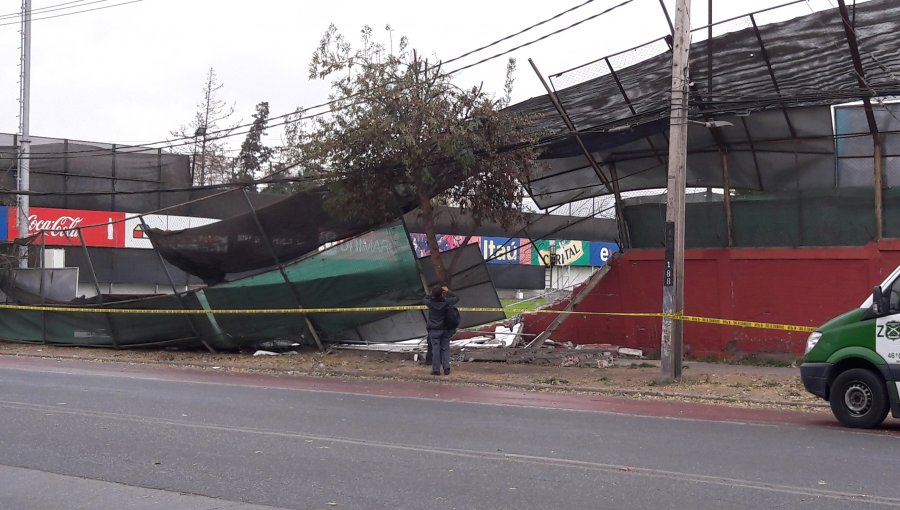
[0,341,827,413]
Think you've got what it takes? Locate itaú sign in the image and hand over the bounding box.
[8,207,126,247]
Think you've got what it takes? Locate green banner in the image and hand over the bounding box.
[531,240,590,266]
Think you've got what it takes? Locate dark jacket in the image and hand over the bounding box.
[424,292,460,330]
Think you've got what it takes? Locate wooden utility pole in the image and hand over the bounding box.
[661,0,691,383]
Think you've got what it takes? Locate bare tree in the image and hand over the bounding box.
[170,68,239,186]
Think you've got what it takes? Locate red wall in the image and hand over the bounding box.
[521,240,900,357]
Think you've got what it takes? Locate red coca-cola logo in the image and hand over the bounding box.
[28,214,83,237]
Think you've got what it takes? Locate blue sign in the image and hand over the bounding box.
[0,206,6,241]
[481,237,520,264]
[589,242,619,267]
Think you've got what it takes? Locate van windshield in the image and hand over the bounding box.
[860,265,900,308]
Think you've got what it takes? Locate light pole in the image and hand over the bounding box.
[194,126,207,186]
[17,0,31,269]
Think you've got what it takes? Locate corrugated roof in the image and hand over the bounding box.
[508,0,900,209]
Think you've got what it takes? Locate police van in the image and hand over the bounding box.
[802,265,900,428]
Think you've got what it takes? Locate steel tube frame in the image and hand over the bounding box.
[529,58,631,249]
[77,228,119,349]
[836,0,884,240]
[240,188,324,351]
[139,216,216,353]
[750,15,798,140]
[39,231,46,344]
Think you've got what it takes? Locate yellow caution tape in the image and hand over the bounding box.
[0,303,426,315]
[0,303,817,333]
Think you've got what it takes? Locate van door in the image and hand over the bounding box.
[876,275,900,380]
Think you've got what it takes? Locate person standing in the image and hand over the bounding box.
[424,285,459,376]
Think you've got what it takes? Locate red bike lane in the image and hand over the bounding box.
[4,354,896,434]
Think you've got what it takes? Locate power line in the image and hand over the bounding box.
[6,0,639,158]
[0,0,88,20]
[441,0,599,66]
[447,0,636,74]
[12,86,896,162]
[0,0,142,27]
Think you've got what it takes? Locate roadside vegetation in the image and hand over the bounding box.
[500,297,547,318]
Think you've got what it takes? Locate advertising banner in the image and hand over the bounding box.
[409,234,480,258]
[0,206,6,241]
[531,239,590,266]
[480,237,523,265]
[8,207,125,247]
[124,214,218,249]
[589,242,619,267]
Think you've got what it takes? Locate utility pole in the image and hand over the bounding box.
[18,0,32,269]
[661,0,691,383]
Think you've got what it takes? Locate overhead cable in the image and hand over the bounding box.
[0,0,143,27]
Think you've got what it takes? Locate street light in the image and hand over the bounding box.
[194,126,207,186]
[687,119,734,128]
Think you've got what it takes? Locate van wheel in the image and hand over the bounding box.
[830,368,889,429]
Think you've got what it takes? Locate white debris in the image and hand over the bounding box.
[336,341,424,353]
[253,350,280,356]
[494,323,524,347]
[618,347,643,358]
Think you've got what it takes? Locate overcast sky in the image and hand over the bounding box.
[0,0,848,150]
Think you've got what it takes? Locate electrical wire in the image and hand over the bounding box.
[5,0,642,159]
[441,0,599,66]
[0,0,88,20]
[0,0,142,27]
[447,0,636,75]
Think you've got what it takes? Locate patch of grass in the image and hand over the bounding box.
[627,362,656,369]
[731,355,798,368]
[688,354,799,368]
[501,297,548,318]
[538,377,570,385]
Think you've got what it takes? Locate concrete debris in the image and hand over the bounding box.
[560,350,617,368]
[618,347,643,358]
[333,328,635,369]
[454,323,524,349]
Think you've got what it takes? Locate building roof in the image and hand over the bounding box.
[508,0,900,208]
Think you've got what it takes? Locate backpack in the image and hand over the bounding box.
[443,305,461,330]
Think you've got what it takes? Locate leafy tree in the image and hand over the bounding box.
[236,101,273,184]
[170,67,239,186]
[293,24,542,284]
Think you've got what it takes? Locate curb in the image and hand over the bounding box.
[0,351,827,410]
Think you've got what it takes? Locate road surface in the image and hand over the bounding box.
[1,356,898,509]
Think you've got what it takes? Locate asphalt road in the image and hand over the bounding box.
[1,356,899,510]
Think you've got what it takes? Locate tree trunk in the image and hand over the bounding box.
[417,187,449,286]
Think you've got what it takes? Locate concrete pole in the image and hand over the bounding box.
[661,0,691,383]
[18,0,31,268]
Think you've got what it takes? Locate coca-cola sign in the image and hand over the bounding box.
[8,207,125,247]
[28,214,83,238]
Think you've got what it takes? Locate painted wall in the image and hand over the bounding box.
[521,241,900,357]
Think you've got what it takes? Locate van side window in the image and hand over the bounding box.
[889,278,900,314]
